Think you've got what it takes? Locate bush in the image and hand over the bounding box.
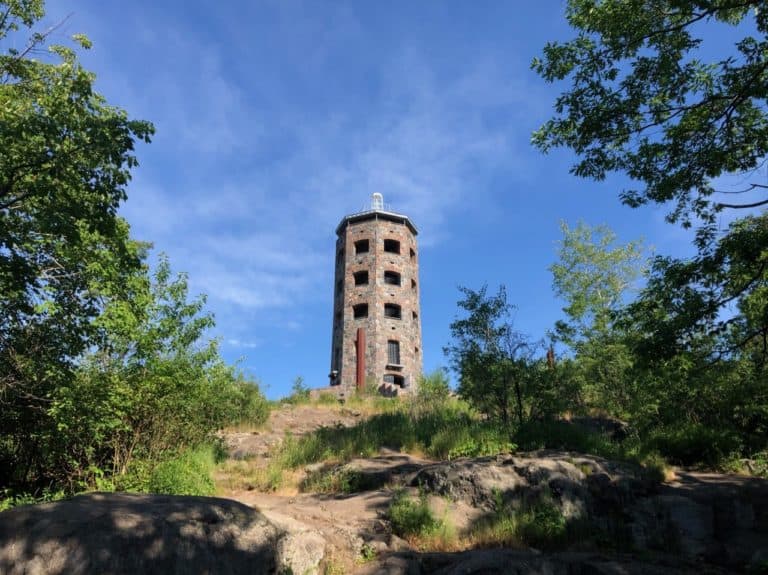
[0,488,67,512]
[388,490,440,538]
[470,490,570,550]
[146,445,218,496]
[515,496,569,549]
[300,466,368,494]
[646,424,743,467]
[429,422,515,460]
[414,369,451,409]
[227,378,270,428]
[514,420,621,459]
[283,376,311,405]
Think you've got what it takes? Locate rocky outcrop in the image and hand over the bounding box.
[362,549,732,574]
[411,452,768,571]
[0,492,325,575]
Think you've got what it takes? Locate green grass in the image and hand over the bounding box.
[388,490,440,537]
[514,420,673,481]
[316,392,339,406]
[146,445,219,496]
[274,400,515,470]
[387,490,456,549]
[469,489,574,550]
[0,488,68,512]
[300,466,368,494]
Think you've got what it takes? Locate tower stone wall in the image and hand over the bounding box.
[330,201,422,393]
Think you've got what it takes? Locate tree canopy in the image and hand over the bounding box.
[533,0,768,362]
[0,1,267,497]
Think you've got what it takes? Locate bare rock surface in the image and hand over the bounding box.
[0,492,280,575]
[411,453,768,570]
[358,549,732,575]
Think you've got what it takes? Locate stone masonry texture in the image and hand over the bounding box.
[330,208,422,393]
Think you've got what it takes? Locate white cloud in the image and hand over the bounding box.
[226,338,263,349]
[111,21,540,346]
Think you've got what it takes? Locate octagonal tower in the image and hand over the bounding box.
[329,194,422,394]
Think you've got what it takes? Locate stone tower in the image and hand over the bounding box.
[329,194,422,393]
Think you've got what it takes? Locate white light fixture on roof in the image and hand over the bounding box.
[371,192,383,211]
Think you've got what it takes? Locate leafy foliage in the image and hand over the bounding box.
[0,0,154,447]
[388,490,442,538]
[533,0,768,365]
[445,286,542,426]
[0,3,271,497]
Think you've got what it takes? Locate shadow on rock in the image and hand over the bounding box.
[0,492,279,575]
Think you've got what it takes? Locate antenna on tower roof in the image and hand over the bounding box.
[371,193,383,211]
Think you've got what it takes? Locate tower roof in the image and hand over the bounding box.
[335,194,418,236]
[335,209,418,236]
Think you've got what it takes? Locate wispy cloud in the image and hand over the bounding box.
[102,7,543,347]
[226,338,263,349]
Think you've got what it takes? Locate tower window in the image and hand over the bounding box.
[412,311,418,321]
[387,340,401,365]
[353,303,368,319]
[383,374,405,387]
[355,239,369,254]
[411,279,417,290]
[410,248,416,260]
[353,270,369,286]
[384,239,400,254]
[383,270,401,286]
[384,303,401,319]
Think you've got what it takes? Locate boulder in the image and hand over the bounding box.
[0,492,284,575]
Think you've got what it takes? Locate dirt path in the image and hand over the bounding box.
[217,404,428,572]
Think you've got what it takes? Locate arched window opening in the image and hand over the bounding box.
[384,239,401,254]
[384,270,401,286]
[354,239,369,254]
[353,303,368,319]
[353,270,369,286]
[383,374,405,387]
[384,303,401,319]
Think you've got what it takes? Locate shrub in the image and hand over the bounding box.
[646,424,743,467]
[146,445,217,496]
[470,490,570,550]
[515,496,568,549]
[428,422,515,460]
[300,466,367,494]
[388,490,440,538]
[284,376,311,405]
[413,369,451,413]
[0,488,67,512]
[227,378,270,428]
[514,420,621,459]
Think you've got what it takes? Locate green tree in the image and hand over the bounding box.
[0,0,153,486]
[550,221,645,413]
[47,255,261,488]
[533,0,767,361]
[551,220,645,343]
[445,286,539,427]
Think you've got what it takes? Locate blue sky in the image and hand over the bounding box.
[39,1,745,398]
